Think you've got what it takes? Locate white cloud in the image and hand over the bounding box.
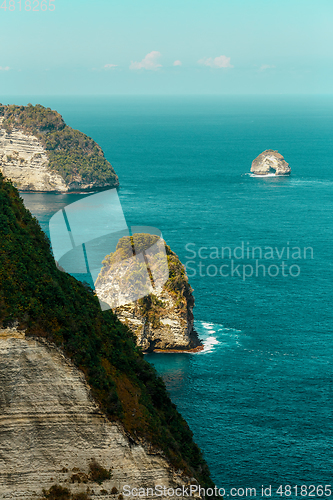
[130,51,162,70]
[260,64,275,71]
[104,64,118,69]
[198,55,233,69]
[173,60,182,66]
[0,66,10,71]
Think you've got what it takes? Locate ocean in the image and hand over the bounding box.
[13,95,333,497]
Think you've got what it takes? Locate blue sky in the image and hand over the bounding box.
[0,0,332,94]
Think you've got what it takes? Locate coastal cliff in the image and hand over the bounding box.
[0,104,119,192]
[251,149,291,175]
[0,330,195,499]
[95,234,202,352]
[0,174,213,498]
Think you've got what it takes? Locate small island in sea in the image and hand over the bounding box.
[251,149,291,176]
[0,103,119,192]
[95,233,203,353]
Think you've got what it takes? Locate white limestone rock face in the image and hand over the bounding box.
[112,289,201,353]
[0,118,68,191]
[0,330,192,499]
[251,150,291,176]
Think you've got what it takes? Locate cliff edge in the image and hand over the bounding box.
[0,104,119,192]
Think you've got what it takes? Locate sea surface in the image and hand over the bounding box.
[11,95,333,498]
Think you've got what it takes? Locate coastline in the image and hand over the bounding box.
[146,345,204,354]
[17,185,119,194]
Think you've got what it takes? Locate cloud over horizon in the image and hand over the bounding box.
[104,64,118,69]
[130,51,162,70]
[198,55,233,68]
[259,64,276,71]
[0,66,10,71]
[173,60,182,66]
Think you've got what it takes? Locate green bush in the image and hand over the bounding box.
[88,459,111,484]
[41,485,71,500]
[41,485,91,500]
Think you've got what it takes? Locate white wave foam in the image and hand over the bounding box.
[202,336,219,353]
[248,173,287,178]
[202,322,215,329]
[288,179,333,187]
[194,320,243,354]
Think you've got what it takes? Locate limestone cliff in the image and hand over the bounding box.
[0,329,194,499]
[251,149,291,175]
[0,174,214,497]
[94,234,202,352]
[113,289,201,353]
[0,104,119,192]
[0,117,69,191]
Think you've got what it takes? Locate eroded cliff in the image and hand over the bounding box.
[0,104,119,192]
[0,329,193,499]
[0,117,69,191]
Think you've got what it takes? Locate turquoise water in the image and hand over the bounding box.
[19,96,333,496]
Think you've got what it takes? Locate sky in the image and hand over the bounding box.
[0,0,332,95]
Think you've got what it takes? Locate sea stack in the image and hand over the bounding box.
[95,233,203,353]
[251,150,291,176]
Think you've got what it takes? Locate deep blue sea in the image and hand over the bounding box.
[11,95,333,498]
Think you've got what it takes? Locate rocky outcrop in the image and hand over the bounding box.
[251,150,291,175]
[0,105,119,192]
[0,328,194,499]
[95,234,202,352]
[0,118,69,191]
[113,288,202,353]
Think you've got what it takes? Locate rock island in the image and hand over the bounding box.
[95,233,203,353]
[251,149,291,176]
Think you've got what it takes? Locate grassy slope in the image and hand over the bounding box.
[0,103,119,186]
[0,174,214,488]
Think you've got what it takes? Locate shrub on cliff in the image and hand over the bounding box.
[41,484,91,499]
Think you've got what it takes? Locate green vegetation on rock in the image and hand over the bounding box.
[0,174,213,488]
[137,293,167,329]
[97,233,195,323]
[0,103,118,186]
